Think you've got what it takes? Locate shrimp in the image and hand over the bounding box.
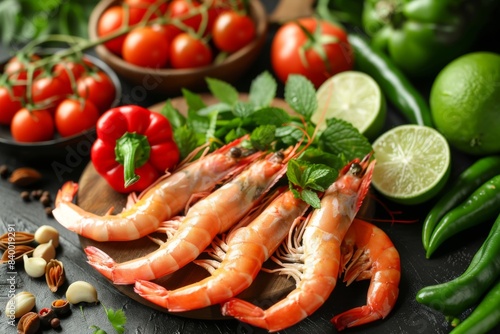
[84,148,296,284]
[52,136,260,242]
[331,218,400,331]
[221,155,375,332]
[133,188,310,312]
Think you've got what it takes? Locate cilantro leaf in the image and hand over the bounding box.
[249,71,277,107]
[104,306,127,334]
[284,75,317,120]
[206,77,239,106]
[319,118,372,162]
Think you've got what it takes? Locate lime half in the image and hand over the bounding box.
[312,71,386,139]
[372,125,451,205]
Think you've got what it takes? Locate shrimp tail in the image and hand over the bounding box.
[54,181,79,206]
[331,306,383,331]
[134,280,170,309]
[84,246,116,281]
[221,300,269,330]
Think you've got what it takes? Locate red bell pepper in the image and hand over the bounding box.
[91,105,180,193]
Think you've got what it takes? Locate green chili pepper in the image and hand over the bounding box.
[449,279,500,334]
[416,213,500,316]
[348,33,433,127]
[426,174,500,258]
[422,156,500,251]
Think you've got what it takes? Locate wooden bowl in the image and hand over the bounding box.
[88,0,268,96]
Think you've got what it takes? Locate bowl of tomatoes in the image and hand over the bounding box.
[88,0,268,96]
[0,50,121,162]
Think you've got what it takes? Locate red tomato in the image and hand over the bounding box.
[53,59,89,86]
[169,33,212,69]
[77,71,116,113]
[0,84,24,125]
[167,0,218,36]
[212,11,256,53]
[271,18,354,88]
[122,26,169,68]
[55,98,100,137]
[4,54,42,83]
[10,108,54,142]
[125,0,168,21]
[31,74,73,112]
[97,5,142,56]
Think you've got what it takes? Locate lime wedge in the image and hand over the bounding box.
[372,125,451,205]
[312,71,386,139]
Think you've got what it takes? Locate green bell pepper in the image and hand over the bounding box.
[362,0,499,77]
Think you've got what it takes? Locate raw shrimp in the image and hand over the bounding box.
[221,155,375,332]
[52,136,259,242]
[134,188,310,312]
[85,149,296,284]
[331,218,400,331]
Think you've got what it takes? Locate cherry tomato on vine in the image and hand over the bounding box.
[53,59,89,86]
[212,11,256,53]
[125,0,168,21]
[55,98,100,137]
[0,84,24,125]
[4,54,42,83]
[97,5,142,56]
[122,26,169,68]
[271,18,354,88]
[169,33,212,69]
[31,74,73,112]
[10,108,54,142]
[167,0,219,36]
[77,71,116,113]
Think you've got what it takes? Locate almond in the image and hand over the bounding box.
[8,168,42,187]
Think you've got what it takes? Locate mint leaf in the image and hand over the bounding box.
[174,125,203,159]
[159,100,186,129]
[182,89,206,111]
[275,123,305,146]
[0,0,20,45]
[233,101,255,118]
[249,71,277,107]
[284,75,317,120]
[196,102,232,116]
[206,77,239,106]
[319,118,372,162]
[250,107,291,127]
[297,148,345,172]
[250,125,276,151]
[300,188,321,209]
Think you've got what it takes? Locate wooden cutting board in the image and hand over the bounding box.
[77,94,298,319]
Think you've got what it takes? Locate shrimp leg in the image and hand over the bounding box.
[134,188,310,312]
[85,149,295,284]
[222,155,375,332]
[53,136,259,242]
[331,218,401,331]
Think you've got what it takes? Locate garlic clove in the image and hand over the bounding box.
[32,239,56,262]
[66,281,99,304]
[23,254,47,278]
[5,291,36,318]
[34,225,59,248]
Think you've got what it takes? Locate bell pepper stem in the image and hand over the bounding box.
[115,132,151,188]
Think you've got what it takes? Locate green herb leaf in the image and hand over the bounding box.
[250,125,276,151]
[104,306,127,334]
[250,107,291,126]
[233,101,255,118]
[319,118,372,162]
[284,74,317,120]
[182,89,206,111]
[174,125,203,159]
[206,77,239,106]
[159,100,186,130]
[300,188,321,209]
[249,71,277,107]
[0,0,21,45]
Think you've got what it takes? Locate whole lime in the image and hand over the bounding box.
[430,52,500,155]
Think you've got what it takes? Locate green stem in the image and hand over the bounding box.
[115,132,151,188]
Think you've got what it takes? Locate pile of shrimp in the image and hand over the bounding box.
[53,135,401,332]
